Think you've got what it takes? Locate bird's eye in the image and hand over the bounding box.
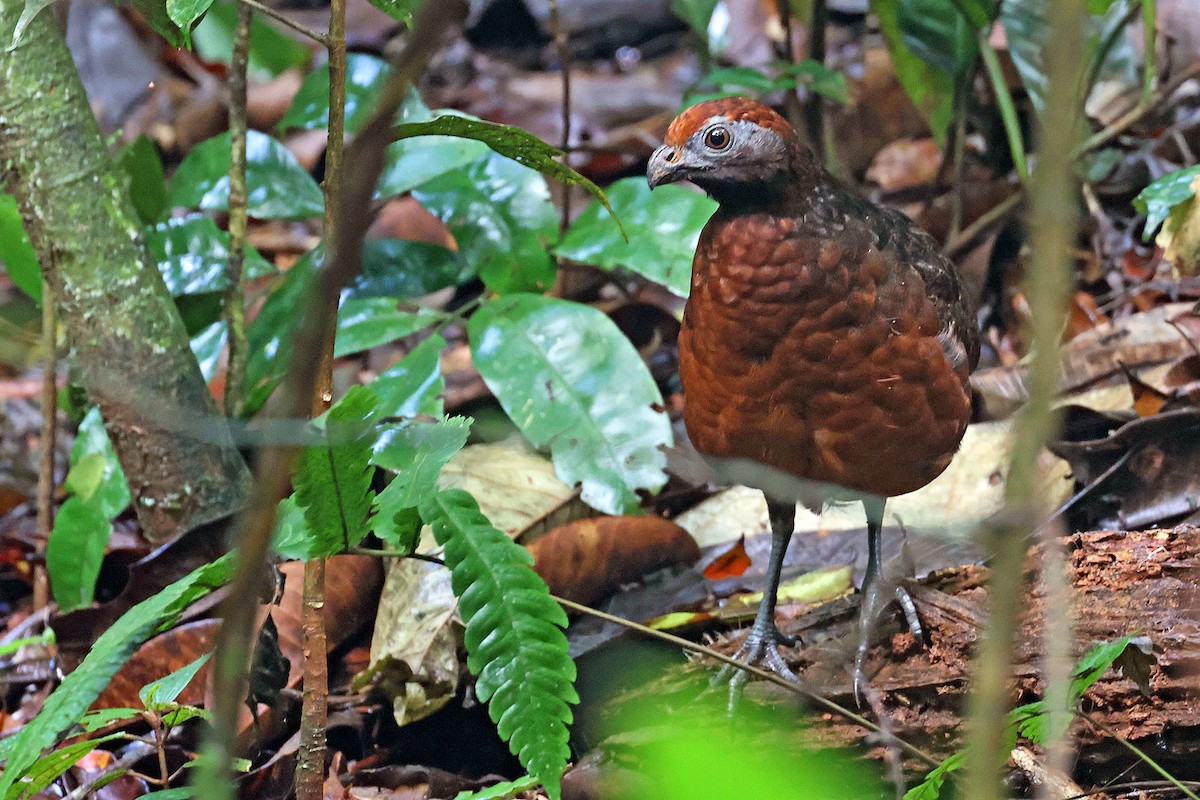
[703,126,732,151]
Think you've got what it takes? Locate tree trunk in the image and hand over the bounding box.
[0,5,250,541]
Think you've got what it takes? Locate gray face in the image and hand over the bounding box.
[647,116,792,193]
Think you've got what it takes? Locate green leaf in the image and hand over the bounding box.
[270,495,312,560]
[779,60,851,104]
[140,653,211,710]
[469,294,671,514]
[556,178,716,297]
[167,0,214,36]
[293,385,379,557]
[420,489,577,800]
[47,498,111,612]
[280,55,426,134]
[869,0,961,142]
[139,788,194,800]
[394,116,624,237]
[1135,165,1200,236]
[364,0,420,24]
[148,214,276,296]
[372,415,471,509]
[0,193,43,302]
[15,734,125,799]
[245,250,320,413]
[334,299,444,358]
[80,707,144,732]
[904,751,964,800]
[372,333,446,419]
[452,776,540,800]
[167,131,324,220]
[69,408,131,518]
[671,0,718,37]
[897,0,980,77]
[0,555,236,800]
[192,0,309,77]
[378,135,491,199]
[414,152,558,295]
[117,136,168,224]
[351,239,472,300]
[191,321,229,382]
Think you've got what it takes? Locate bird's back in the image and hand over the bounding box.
[678,176,977,499]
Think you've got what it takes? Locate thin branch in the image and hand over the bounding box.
[548,0,572,230]
[235,0,328,45]
[33,278,56,611]
[199,5,467,798]
[223,2,252,417]
[1079,713,1200,800]
[979,35,1030,183]
[942,190,1024,258]
[1075,59,1200,157]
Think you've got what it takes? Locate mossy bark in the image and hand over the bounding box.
[0,4,250,541]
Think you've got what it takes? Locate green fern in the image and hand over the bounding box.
[293,385,378,555]
[420,489,577,800]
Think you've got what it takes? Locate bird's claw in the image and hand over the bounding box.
[713,622,800,712]
[852,582,923,703]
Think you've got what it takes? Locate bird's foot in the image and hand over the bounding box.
[713,620,799,711]
[852,582,923,703]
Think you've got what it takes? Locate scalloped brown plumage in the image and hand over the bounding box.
[648,97,978,690]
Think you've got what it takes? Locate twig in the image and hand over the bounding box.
[199,4,468,798]
[963,0,1086,796]
[804,0,827,164]
[1141,0,1157,105]
[223,3,252,418]
[235,0,327,46]
[33,279,56,611]
[1037,522,1074,800]
[1078,713,1200,800]
[548,0,572,230]
[979,35,1030,183]
[772,0,804,136]
[942,190,1024,258]
[1075,60,1200,157]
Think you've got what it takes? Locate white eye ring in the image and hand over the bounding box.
[703,126,732,150]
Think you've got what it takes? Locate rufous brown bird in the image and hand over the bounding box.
[647,98,978,690]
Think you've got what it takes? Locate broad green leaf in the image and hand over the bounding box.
[80,707,144,732]
[0,555,235,800]
[281,55,428,134]
[69,408,131,519]
[334,299,444,358]
[372,416,471,508]
[414,152,557,295]
[421,489,577,800]
[167,131,324,220]
[117,136,168,224]
[453,776,540,800]
[897,0,979,77]
[378,136,492,200]
[469,294,671,514]
[11,0,56,46]
[372,333,446,419]
[47,498,111,612]
[245,250,320,414]
[192,0,309,77]
[167,0,214,36]
[293,385,379,557]
[556,178,716,297]
[869,0,959,141]
[191,321,229,382]
[0,194,42,302]
[148,214,276,296]
[671,0,718,38]
[138,790,193,800]
[1135,165,1200,236]
[780,60,851,104]
[351,239,471,300]
[270,495,312,560]
[394,116,623,236]
[140,653,211,710]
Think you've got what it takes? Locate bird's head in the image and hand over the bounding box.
[647,97,814,203]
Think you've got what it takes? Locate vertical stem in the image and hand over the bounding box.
[1036,526,1074,800]
[1141,0,1157,104]
[949,87,968,241]
[963,0,1085,796]
[804,0,826,163]
[33,279,56,611]
[548,0,572,231]
[772,0,804,135]
[979,36,1030,184]
[296,0,346,795]
[224,3,252,417]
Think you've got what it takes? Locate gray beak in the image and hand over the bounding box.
[646,145,684,189]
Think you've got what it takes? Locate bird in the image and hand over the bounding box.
[646,97,979,692]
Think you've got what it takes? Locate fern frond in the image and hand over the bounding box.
[420,489,577,800]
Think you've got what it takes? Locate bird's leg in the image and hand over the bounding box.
[853,496,923,700]
[714,499,799,699]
